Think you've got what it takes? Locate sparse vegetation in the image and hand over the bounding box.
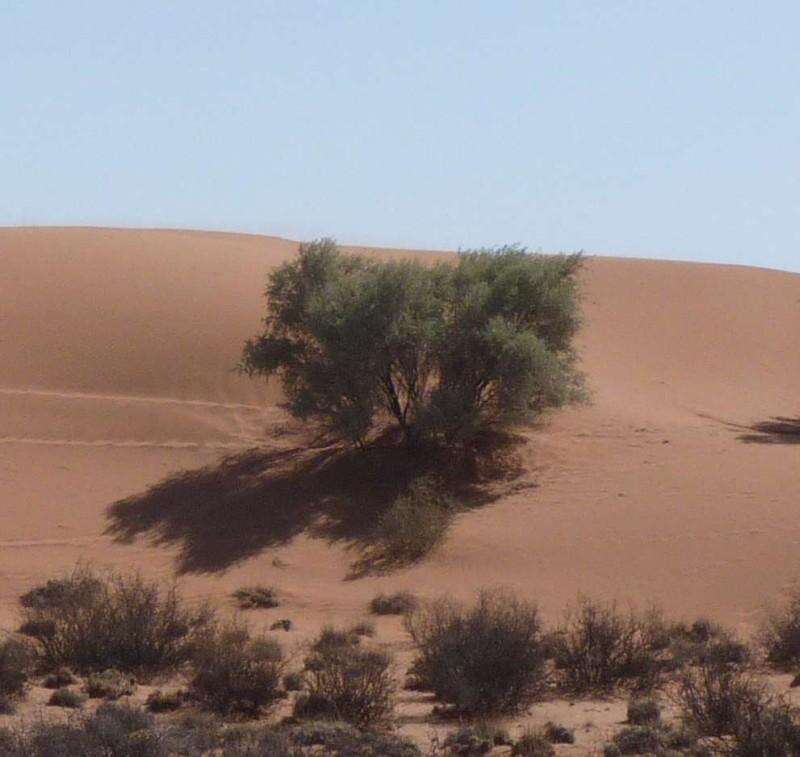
[627,695,660,725]
[18,565,212,674]
[443,724,513,754]
[11,702,161,757]
[290,720,420,755]
[676,659,800,753]
[369,591,418,616]
[0,638,33,705]
[42,666,76,689]
[667,618,750,669]
[271,618,293,631]
[48,686,86,708]
[376,478,453,564]
[542,721,575,744]
[189,620,284,716]
[603,725,663,756]
[552,598,659,692]
[349,620,375,638]
[84,668,136,700]
[406,589,547,714]
[241,240,584,450]
[511,729,556,756]
[297,627,395,728]
[145,689,185,713]
[761,586,800,669]
[233,585,280,610]
[283,671,304,691]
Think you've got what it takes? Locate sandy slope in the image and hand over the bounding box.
[1,227,799,746]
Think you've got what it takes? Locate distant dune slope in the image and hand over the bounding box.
[1,227,798,630]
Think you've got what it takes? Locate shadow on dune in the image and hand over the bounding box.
[105,431,527,576]
[737,416,800,445]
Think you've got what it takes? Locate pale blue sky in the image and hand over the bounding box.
[2,2,799,271]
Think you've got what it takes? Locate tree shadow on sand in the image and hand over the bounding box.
[105,431,528,576]
[737,416,800,445]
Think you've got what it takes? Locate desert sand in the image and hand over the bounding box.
[1,226,799,748]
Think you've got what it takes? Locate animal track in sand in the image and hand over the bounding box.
[0,386,270,412]
[0,437,254,450]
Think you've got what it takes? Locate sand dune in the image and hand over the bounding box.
[2,226,799,643]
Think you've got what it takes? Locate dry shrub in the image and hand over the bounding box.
[18,565,212,675]
[376,479,453,564]
[677,661,766,738]
[189,620,284,716]
[406,589,547,714]
[511,728,555,756]
[20,702,162,756]
[0,638,34,702]
[627,695,660,725]
[603,725,663,756]
[48,687,86,709]
[297,628,395,729]
[542,721,574,744]
[42,667,76,689]
[369,591,418,616]
[761,587,800,669]
[552,597,659,693]
[677,660,800,753]
[145,689,184,713]
[84,669,136,700]
[233,585,279,610]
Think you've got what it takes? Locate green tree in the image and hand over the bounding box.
[240,239,583,449]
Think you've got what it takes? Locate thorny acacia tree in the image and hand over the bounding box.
[240,239,584,449]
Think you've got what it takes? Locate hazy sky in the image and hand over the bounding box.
[3,2,799,272]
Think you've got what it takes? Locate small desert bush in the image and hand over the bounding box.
[552,598,659,692]
[350,620,375,638]
[15,702,161,757]
[189,620,284,716]
[603,725,663,756]
[42,667,76,688]
[291,721,419,756]
[375,479,452,564]
[298,629,395,728]
[677,660,776,738]
[0,695,15,715]
[270,618,293,631]
[48,686,86,708]
[369,591,418,616]
[18,565,212,674]
[441,722,512,754]
[406,589,547,714]
[542,721,574,744]
[310,626,360,653]
[0,638,34,702]
[511,729,555,756]
[84,668,136,700]
[145,689,184,713]
[760,587,800,669]
[668,618,749,669]
[627,695,660,725]
[676,660,800,753]
[233,585,279,610]
[282,671,304,691]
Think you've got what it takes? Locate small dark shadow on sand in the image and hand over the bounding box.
[737,416,800,445]
[105,429,528,576]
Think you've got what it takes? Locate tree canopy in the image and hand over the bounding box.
[241,239,584,449]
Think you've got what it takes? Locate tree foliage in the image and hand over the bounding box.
[241,239,583,448]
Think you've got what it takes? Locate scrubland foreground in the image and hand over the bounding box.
[2,227,800,752]
[4,566,800,753]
